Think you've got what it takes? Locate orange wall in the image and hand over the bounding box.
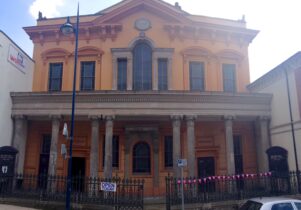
[31,11,251,92]
[24,120,257,196]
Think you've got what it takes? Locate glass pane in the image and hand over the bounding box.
[118,59,127,90]
[190,62,204,91]
[223,64,236,92]
[271,203,294,210]
[133,142,150,173]
[164,136,173,167]
[294,202,301,210]
[81,61,95,90]
[133,42,152,90]
[41,135,51,154]
[112,136,119,167]
[158,59,168,90]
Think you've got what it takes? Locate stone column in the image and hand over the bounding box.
[48,115,61,176]
[172,115,181,178]
[153,131,159,187]
[90,116,100,178]
[256,116,270,173]
[224,115,235,175]
[127,55,133,90]
[124,131,131,179]
[104,116,114,178]
[12,115,27,174]
[186,116,196,177]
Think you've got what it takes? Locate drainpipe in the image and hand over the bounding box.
[284,69,300,192]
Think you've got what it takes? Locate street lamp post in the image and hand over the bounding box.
[60,3,79,210]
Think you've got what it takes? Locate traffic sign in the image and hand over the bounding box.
[177,159,187,167]
[100,182,117,192]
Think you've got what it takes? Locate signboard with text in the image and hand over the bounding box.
[7,44,27,73]
[100,182,117,192]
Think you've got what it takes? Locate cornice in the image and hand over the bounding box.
[164,24,258,45]
[11,91,272,105]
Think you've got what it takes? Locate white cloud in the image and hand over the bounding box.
[29,0,65,19]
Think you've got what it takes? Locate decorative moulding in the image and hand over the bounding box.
[41,48,71,65]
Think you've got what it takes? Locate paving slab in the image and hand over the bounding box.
[0,205,39,210]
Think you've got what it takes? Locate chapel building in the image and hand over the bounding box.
[11,0,272,196]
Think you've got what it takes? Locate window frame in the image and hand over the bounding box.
[133,42,152,91]
[222,63,237,92]
[233,135,243,174]
[164,136,173,168]
[80,61,95,91]
[48,62,63,92]
[117,58,127,91]
[189,61,205,91]
[132,142,151,173]
[158,58,168,91]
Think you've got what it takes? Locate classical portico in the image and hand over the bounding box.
[11,91,272,195]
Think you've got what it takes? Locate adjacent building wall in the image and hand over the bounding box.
[248,52,301,170]
[0,31,34,146]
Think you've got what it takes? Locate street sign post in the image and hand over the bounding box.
[177,159,187,210]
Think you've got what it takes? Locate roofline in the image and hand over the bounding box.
[248,51,301,90]
[0,30,34,62]
[37,13,101,22]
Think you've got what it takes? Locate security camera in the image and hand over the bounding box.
[62,123,69,138]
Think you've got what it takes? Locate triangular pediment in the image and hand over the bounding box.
[92,0,192,25]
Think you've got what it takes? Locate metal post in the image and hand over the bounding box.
[66,3,79,210]
[181,167,184,210]
[285,70,300,193]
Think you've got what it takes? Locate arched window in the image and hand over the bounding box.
[133,142,151,173]
[133,42,152,90]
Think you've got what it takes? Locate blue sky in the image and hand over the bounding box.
[1,0,301,81]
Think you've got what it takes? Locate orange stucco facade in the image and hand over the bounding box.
[12,0,272,197]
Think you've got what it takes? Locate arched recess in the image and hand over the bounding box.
[266,146,289,172]
[71,46,104,64]
[128,37,155,50]
[41,48,70,65]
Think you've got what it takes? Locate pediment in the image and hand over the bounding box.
[216,50,244,61]
[41,48,70,64]
[93,0,192,25]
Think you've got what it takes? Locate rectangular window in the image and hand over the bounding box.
[164,136,173,167]
[81,61,95,91]
[41,134,51,154]
[117,58,127,90]
[233,135,243,174]
[223,64,236,92]
[158,58,168,90]
[48,63,63,91]
[189,62,205,91]
[102,135,119,168]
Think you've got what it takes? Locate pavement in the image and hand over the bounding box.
[0,204,39,210]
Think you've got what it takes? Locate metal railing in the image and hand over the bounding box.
[0,174,144,209]
[166,171,300,209]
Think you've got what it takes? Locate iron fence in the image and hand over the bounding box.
[0,174,144,209]
[166,171,300,210]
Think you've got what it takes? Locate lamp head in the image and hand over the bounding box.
[60,17,74,35]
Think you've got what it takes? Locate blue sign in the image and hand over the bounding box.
[100,182,117,192]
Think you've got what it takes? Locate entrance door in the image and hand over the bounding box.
[198,157,215,192]
[72,157,85,192]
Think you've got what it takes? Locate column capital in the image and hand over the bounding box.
[170,115,182,121]
[224,115,235,121]
[49,115,62,120]
[11,114,26,120]
[185,115,197,122]
[258,115,270,121]
[88,115,101,121]
[104,115,115,121]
